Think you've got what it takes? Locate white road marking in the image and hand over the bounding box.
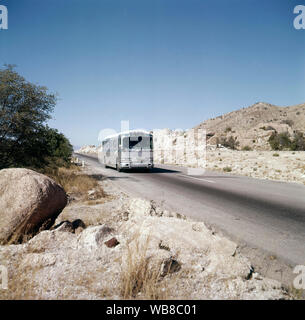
[177,174,216,183]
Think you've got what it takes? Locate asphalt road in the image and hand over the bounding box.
[76,153,305,268]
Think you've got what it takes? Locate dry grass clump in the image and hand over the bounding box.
[120,238,167,300]
[0,253,40,300]
[289,287,305,300]
[44,166,106,201]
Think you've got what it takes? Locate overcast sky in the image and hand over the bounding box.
[1,0,304,147]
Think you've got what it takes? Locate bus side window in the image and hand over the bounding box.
[105,140,110,151]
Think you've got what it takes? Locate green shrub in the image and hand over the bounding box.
[217,136,240,150]
[242,146,252,151]
[290,131,305,151]
[268,132,291,150]
[268,131,305,151]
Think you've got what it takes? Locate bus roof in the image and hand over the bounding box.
[102,130,152,141]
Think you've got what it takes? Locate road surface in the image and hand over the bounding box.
[76,153,305,271]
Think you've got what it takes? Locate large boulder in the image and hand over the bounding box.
[0,168,67,244]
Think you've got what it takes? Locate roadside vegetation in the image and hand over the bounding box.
[44,165,106,202]
[0,65,73,170]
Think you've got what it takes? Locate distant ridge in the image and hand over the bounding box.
[195,102,305,150]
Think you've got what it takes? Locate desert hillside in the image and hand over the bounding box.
[195,102,305,150]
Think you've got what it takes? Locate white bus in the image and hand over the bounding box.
[99,130,154,171]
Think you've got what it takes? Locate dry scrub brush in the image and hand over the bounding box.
[120,236,169,300]
[43,166,106,201]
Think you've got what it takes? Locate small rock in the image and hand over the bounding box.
[72,219,86,230]
[95,225,114,245]
[160,257,181,276]
[74,227,85,235]
[104,237,120,248]
[159,240,170,251]
[54,221,74,233]
[72,219,86,235]
[122,212,129,221]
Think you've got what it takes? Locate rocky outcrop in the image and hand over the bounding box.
[0,168,67,244]
[153,128,206,168]
[0,188,290,299]
[195,102,305,150]
[76,145,98,155]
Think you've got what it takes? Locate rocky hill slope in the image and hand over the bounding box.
[195,102,305,150]
[76,145,100,155]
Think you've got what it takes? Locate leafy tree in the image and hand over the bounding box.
[0,66,72,169]
[41,126,73,167]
